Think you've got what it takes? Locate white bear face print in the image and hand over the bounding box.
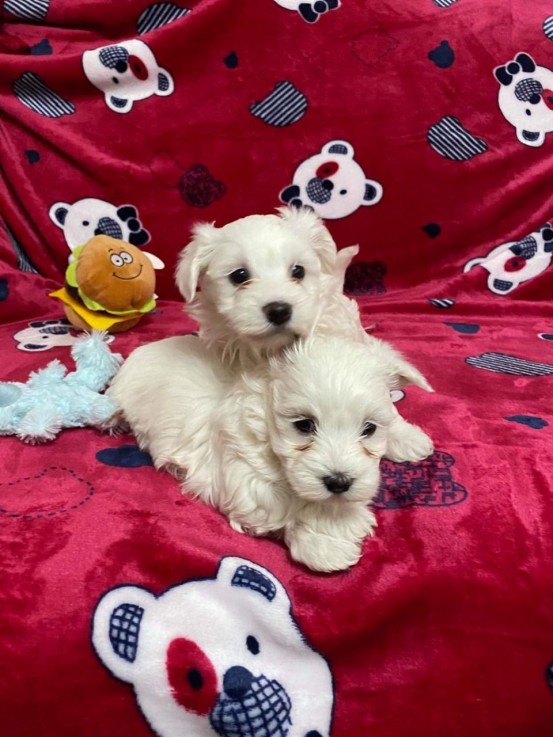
[49,197,151,252]
[280,140,383,219]
[494,52,553,147]
[464,223,553,294]
[92,557,334,737]
[13,319,79,352]
[82,39,174,113]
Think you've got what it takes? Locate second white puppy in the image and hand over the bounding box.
[107,334,425,572]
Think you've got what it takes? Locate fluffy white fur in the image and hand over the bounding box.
[175,207,434,462]
[107,209,434,571]
[107,335,414,572]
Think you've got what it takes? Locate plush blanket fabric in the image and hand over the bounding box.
[1,1,553,736]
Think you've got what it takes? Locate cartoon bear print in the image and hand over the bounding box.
[92,556,334,737]
[494,52,553,147]
[148,150,227,208]
[49,197,151,252]
[464,223,553,294]
[280,140,383,220]
[373,450,468,510]
[273,0,340,24]
[13,319,80,352]
[82,38,174,113]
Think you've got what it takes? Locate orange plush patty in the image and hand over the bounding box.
[68,235,155,315]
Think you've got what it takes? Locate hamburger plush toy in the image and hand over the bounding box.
[50,235,157,333]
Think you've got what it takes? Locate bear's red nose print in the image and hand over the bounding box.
[128,55,148,80]
[167,638,218,715]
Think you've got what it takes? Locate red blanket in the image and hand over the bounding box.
[1,1,553,736]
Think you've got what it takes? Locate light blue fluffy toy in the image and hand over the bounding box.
[0,330,123,444]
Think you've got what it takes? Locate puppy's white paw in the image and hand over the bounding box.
[285,526,364,573]
[386,418,433,462]
[162,462,188,482]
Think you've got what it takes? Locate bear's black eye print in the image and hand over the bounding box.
[112,77,119,85]
[82,220,89,226]
[294,418,316,434]
[187,668,203,690]
[229,268,251,285]
[526,109,531,116]
[339,189,347,195]
[246,635,260,655]
[291,264,305,280]
[362,422,377,438]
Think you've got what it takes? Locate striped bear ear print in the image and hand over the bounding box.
[250,81,307,127]
[428,116,488,161]
[4,0,50,20]
[12,72,75,118]
[465,352,553,376]
[137,3,191,35]
[82,39,174,113]
[494,52,553,147]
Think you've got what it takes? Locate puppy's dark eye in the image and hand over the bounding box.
[291,264,305,280]
[229,268,251,285]
[294,418,316,434]
[246,635,260,655]
[362,422,377,438]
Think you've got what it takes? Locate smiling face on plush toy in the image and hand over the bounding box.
[70,235,155,314]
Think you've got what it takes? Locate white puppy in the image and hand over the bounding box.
[107,334,429,572]
[175,206,433,462]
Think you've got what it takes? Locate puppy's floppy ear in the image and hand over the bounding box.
[372,338,434,393]
[324,244,359,293]
[391,356,433,392]
[335,244,358,276]
[276,205,337,274]
[175,222,218,302]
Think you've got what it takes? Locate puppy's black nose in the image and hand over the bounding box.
[263,301,292,326]
[323,473,353,494]
[223,666,253,700]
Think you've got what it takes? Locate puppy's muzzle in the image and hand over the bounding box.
[323,473,353,494]
[263,301,292,326]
